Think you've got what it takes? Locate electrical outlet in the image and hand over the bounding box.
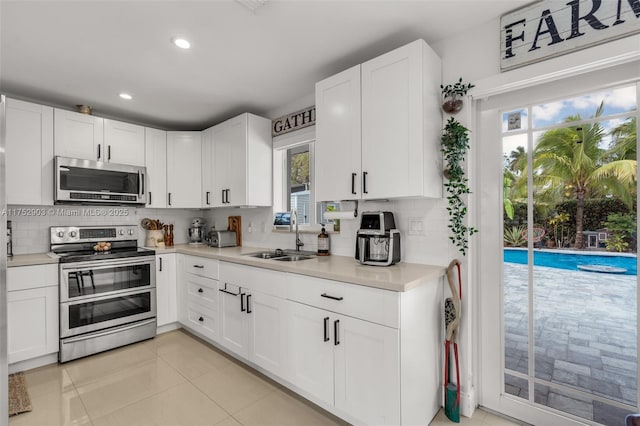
[408,217,425,236]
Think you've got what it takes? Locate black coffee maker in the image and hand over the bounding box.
[355,211,400,266]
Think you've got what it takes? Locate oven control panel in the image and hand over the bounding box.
[51,225,138,244]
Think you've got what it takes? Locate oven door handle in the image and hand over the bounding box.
[62,318,156,344]
[61,256,155,272]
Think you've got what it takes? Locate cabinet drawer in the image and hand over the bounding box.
[183,255,218,279]
[184,303,218,342]
[287,274,399,328]
[185,274,218,309]
[8,264,58,292]
[219,261,286,297]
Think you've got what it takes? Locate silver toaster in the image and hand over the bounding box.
[207,230,237,247]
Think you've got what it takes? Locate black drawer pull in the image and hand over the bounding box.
[321,293,343,301]
[197,288,204,293]
[334,319,340,345]
[246,294,252,314]
[198,317,204,322]
[193,265,204,268]
[351,173,357,195]
[219,288,240,296]
[324,317,330,342]
[240,293,246,312]
[363,171,368,194]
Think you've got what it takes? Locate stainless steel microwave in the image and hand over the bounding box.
[55,156,147,205]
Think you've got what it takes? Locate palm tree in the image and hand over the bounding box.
[533,103,636,249]
[608,116,637,160]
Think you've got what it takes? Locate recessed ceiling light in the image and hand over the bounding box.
[119,93,133,100]
[172,38,191,49]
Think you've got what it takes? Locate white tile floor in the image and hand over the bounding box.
[10,329,521,426]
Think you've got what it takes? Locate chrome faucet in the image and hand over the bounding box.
[291,209,304,251]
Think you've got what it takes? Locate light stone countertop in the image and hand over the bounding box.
[154,244,446,292]
[7,245,446,292]
[8,252,59,268]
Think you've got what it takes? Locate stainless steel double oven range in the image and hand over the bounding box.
[51,225,156,363]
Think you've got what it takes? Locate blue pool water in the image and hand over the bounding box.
[504,249,637,276]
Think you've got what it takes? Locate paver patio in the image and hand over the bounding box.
[504,261,637,424]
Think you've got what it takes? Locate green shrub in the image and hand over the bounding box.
[504,226,526,247]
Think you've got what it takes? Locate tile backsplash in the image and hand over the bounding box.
[7,205,203,254]
[9,198,455,267]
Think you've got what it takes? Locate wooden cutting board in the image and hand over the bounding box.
[228,216,242,246]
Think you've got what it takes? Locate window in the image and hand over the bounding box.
[273,127,341,230]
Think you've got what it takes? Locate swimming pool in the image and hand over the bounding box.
[503,249,638,276]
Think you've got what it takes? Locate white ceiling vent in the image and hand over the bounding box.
[235,0,268,13]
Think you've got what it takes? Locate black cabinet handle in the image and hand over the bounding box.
[206,191,210,205]
[334,319,340,345]
[324,317,330,342]
[240,293,246,312]
[221,189,225,204]
[193,265,204,269]
[149,192,152,205]
[198,288,204,293]
[351,173,357,195]
[321,293,343,301]
[159,257,163,272]
[97,144,101,160]
[198,316,204,322]
[246,294,252,314]
[363,171,368,194]
[168,193,172,206]
[108,145,111,161]
[219,288,240,296]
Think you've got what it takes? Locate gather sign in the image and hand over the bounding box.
[500,0,640,71]
[272,106,316,137]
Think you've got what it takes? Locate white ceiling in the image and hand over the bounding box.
[0,0,528,130]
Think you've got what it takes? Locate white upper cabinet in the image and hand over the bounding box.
[201,125,215,208]
[144,127,167,208]
[5,98,54,205]
[55,110,145,166]
[166,131,202,208]
[315,65,362,202]
[315,39,442,201]
[103,119,145,166]
[213,113,272,207]
[54,108,104,161]
[361,39,442,199]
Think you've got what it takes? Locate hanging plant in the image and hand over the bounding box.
[440,78,475,114]
[442,116,478,255]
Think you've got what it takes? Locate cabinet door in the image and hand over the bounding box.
[245,114,272,207]
[166,131,202,208]
[214,115,246,207]
[201,126,215,207]
[218,282,249,359]
[104,119,145,166]
[315,65,362,202]
[156,254,177,327]
[5,98,54,205]
[8,286,59,364]
[144,128,167,208]
[361,40,424,199]
[334,314,400,425]
[247,290,287,377]
[54,108,103,161]
[287,301,334,406]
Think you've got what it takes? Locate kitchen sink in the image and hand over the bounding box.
[272,255,313,262]
[243,250,315,261]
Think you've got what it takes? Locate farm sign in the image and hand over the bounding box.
[501,0,640,71]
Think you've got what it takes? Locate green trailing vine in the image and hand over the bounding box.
[441,116,478,255]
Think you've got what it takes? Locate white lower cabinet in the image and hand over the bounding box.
[177,255,220,342]
[218,263,288,378]
[7,264,59,364]
[287,301,400,425]
[156,254,177,327]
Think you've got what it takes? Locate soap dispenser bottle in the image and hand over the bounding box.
[317,224,330,256]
